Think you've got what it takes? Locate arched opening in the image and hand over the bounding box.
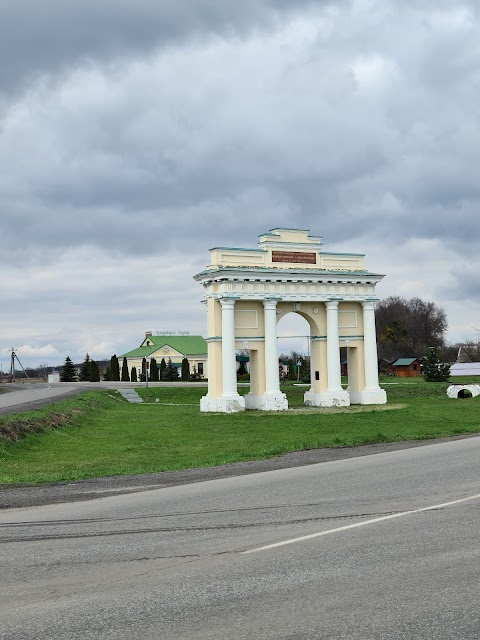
[458,388,473,399]
[276,312,312,405]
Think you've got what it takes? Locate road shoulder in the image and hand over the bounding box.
[1,433,478,509]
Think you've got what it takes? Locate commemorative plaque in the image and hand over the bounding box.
[272,250,317,264]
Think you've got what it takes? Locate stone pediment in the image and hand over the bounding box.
[152,345,182,359]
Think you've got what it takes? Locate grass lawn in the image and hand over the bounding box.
[0,377,479,484]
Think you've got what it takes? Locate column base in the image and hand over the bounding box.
[200,395,246,413]
[303,389,314,405]
[245,392,288,411]
[349,388,387,405]
[304,390,350,408]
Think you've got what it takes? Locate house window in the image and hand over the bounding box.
[198,363,204,376]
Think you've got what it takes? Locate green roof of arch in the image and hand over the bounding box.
[194,266,383,278]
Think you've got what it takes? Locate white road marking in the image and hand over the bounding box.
[243,492,480,554]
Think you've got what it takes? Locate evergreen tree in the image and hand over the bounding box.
[181,357,190,381]
[287,358,296,381]
[103,366,112,381]
[160,358,167,381]
[79,353,91,382]
[423,347,451,382]
[164,358,178,381]
[60,356,76,382]
[121,357,130,382]
[150,357,159,381]
[110,355,120,381]
[89,360,100,382]
[131,367,138,382]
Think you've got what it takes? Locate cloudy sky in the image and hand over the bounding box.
[2,0,480,370]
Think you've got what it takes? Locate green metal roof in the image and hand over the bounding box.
[392,358,420,366]
[210,247,265,252]
[121,336,207,358]
[194,266,383,278]
[120,345,157,358]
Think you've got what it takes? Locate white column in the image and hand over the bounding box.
[200,298,245,412]
[260,298,288,410]
[220,298,238,397]
[348,300,386,405]
[325,300,343,392]
[263,299,281,394]
[362,300,381,390]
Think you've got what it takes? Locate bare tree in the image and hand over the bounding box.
[376,296,447,360]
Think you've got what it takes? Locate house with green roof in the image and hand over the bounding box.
[120,332,208,379]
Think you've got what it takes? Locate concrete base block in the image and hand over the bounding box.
[303,390,315,405]
[304,390,350,408]
[260,392,289,411]
[245,393,289,411]
[349,388,387,405]
[244,394,263,410]
[200,395,246,413]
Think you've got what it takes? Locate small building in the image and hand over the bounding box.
[120,333,208,380]
[392,357,422,377]
[378,358,395,376]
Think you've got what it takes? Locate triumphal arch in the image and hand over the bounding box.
[194,228,387,412]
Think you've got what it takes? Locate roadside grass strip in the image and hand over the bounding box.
[0,378,479,484]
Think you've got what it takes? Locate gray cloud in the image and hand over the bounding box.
[1,0,480,366]
[0,0,326,95]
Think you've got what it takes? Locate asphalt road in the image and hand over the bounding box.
[1,437,479,639]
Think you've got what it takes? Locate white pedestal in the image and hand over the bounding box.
[200,395,246,413]
[244,392,289,410]
[304,390,350,407]
[349,388,387,405]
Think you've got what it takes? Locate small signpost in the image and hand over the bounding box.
[296,359,302,382]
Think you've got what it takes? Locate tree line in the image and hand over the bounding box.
[60,354,199,382]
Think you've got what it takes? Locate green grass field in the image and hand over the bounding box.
[0,377,479,484]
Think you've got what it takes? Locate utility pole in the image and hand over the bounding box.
[10,348,30,382]
[10,348,15,382]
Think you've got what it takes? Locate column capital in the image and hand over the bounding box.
[263,298,280,310]
[220,297,238,309]
[361,299,377,311]
[325,299,340,310]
